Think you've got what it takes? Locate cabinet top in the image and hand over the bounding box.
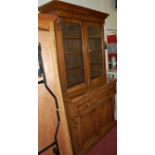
[38,1,109,22]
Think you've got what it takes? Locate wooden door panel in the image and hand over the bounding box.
[79,109,97,147]
[97,97,115,131]
[106,97,115,122]
[38,84,57,152]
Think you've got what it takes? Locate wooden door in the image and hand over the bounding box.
[72,108,98,155]
[78,109,98,146]
[38,84,58,155]
[97,96,115,132]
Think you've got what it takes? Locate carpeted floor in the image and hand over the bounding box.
[86,125,117,155]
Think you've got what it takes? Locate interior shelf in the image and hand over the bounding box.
[63,36,82,39]
[88,36,101,39]
[64,51,83,55]
[66,67,84,72]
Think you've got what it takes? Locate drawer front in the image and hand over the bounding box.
[64,81,116,118]
[76,86,115,116]
[77,96,111,116]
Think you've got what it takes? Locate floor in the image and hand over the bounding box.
[86,125,117,155]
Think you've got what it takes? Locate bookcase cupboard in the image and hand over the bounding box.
[39,1,116,155]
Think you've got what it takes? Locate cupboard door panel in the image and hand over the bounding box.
[97,97,115,130]
[106,97,115,123]
[79,109,97,147]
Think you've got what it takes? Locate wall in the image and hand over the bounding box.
[38,0,117,30]
[38,0,102,11]
[101,0,117,31]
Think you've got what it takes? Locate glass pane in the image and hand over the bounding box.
[62,23,82,37]
[90,64,103,79]
[87,24,103,79]
[89,38,102,51]
[63,39,82,53]
[66,68,85,87]
[65,54,84,70]
[88,25,101,37]
[61,22,85,88]
[90,51,103,64]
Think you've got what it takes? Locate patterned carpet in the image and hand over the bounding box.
[86,125,117,155]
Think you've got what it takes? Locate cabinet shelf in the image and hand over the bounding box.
[63,36,82,39]
[66,66,83,72]
[88,35,101,39]
[91,63,103,65]
[64,51,83,55]
[89,49,102,52]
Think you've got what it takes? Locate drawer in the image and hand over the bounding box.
[76,93,113,116]
[65,82,116,117]
[77,100,95,116]
[74,85,115,104]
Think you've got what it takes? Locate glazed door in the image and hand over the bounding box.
[86,23,106,82]
[61,20,86,89]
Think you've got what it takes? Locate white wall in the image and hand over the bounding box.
[38,0,117,30]
[58,0,103,11]
[101,0,117,31]
[38,0,51,7]
[38,0,102,11]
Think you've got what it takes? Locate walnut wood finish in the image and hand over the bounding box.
[39,2,116,155]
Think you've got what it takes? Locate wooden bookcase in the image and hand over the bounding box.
[39,1,116,155]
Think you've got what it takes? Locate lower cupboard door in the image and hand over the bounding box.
[97,97,115,130]
[78,108,98,149]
